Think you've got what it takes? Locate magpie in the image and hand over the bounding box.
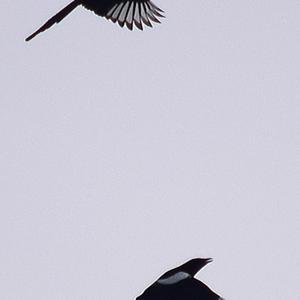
[25,0,164,41]
[136,258,224,300]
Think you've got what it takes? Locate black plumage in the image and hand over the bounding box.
[25,0,164,41]
[137,258,224,300]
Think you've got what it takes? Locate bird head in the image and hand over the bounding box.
[157,257,213,285]
[177,258,213,277]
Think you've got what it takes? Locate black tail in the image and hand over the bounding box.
[25,0,81,41]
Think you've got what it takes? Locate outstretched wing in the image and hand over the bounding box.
[26,0,164,41]
[84,0,164,30]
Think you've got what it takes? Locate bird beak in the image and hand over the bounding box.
[205,258,213,264]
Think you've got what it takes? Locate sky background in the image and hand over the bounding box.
[1,0,299,299]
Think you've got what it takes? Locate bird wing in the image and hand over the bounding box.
[83,0,164,30]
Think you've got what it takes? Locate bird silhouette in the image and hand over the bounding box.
[136,258,224,300]
[25,0,164,41]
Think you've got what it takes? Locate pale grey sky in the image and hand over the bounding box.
[1,0,299,299]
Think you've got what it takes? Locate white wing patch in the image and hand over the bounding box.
[105,0,164,30]
[157,272,191,285]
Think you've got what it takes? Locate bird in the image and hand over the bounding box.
[25,0,164,41]
[136,258,224,300]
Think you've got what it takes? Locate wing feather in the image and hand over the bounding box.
[104,0,164,30]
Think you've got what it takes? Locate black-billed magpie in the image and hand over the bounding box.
[26,0,164,41]
[136,258,224,300]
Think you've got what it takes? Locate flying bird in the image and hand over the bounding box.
[25,0,164,41]
[136,258,224,300]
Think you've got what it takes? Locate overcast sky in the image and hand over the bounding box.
[1,0,299,299]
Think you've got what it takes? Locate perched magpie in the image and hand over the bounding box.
[136,258,224,300]
[25,0,164,41]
